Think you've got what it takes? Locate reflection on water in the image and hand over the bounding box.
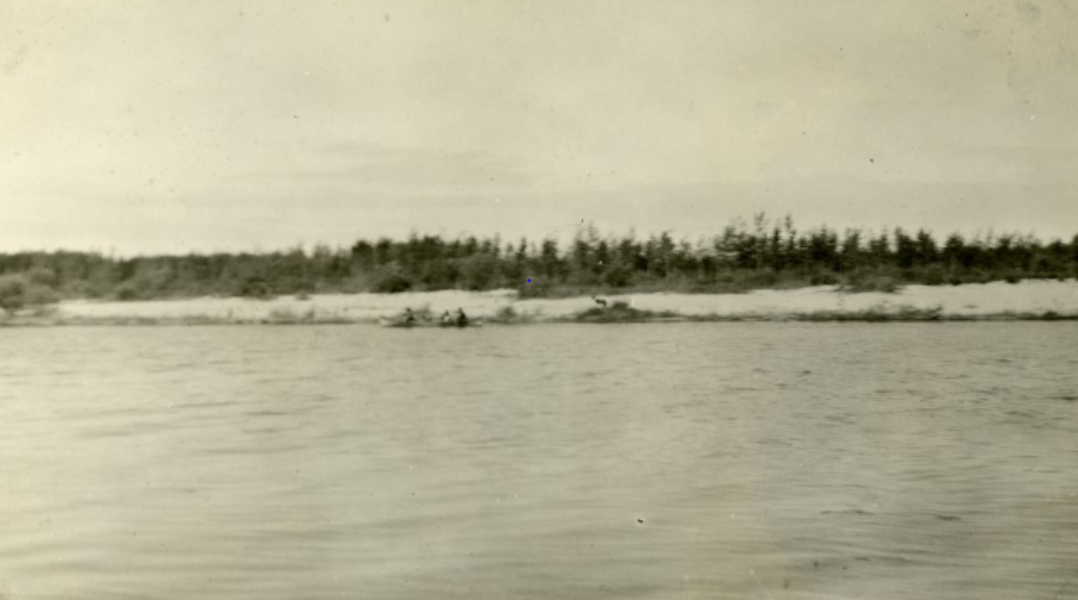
[1,323,1077,599]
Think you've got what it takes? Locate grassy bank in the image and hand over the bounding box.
[563,305,1078,324]
[3,286,1076,327]
[11,308,1068,326]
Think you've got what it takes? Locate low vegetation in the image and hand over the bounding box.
[569,300,680,323]
[1,214,1076,301]
[791,305,945,322]
[0,272,59,316]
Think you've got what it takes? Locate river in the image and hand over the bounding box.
[1,323,1076,599]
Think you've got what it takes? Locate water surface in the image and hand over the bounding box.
[1,323,1076,599]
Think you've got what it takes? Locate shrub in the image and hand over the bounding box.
[494,305,517,320]
[27,267,58,287]
[572,300,677,323]
[809,272,839,286]
[489,305,536,324]
[114,281,143,301]
[922,265,946,286]
[600,265,634,288]
[238,276,272,298]
[25,284,59,306]
[373,273,413,294]
[0,274,59,314]
[459,254,500,290]
[0,275,29,314]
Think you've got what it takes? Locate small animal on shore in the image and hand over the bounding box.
[592,296,608,308]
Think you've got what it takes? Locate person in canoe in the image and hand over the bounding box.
[440,310,452,324]
[403,308,416,324]
[456,308,469,327]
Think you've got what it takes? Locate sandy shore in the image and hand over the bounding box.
[4,280,1078,326]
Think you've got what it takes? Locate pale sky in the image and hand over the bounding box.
[2,0,1077,255]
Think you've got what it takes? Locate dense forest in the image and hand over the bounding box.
[1,215,1077,306]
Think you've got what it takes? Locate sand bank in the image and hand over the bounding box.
[5,280,1078,326]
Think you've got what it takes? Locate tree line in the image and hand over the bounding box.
[1,214,1076,304]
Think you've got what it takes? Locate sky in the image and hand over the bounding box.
[2,0,1077,255]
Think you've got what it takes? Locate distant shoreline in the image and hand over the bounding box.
[2,280,1077,326]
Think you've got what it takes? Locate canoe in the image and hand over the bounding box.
[379,318,482,329]
[439,320,482,328]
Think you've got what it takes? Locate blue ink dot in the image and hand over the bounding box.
[527,278,532,283]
